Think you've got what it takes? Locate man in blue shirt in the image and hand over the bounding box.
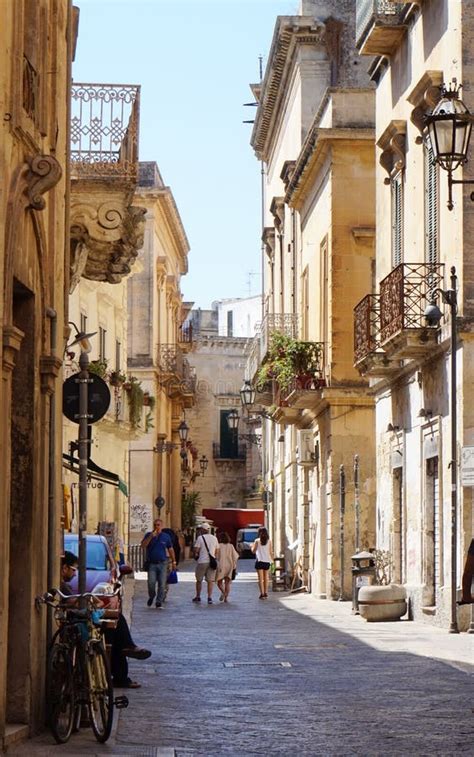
[141,518,176,608]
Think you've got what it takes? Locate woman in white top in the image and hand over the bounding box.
[251,527,273,599]
[216,532,239,603]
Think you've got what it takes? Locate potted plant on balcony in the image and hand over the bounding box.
[142,392,156,410]
[88,358,108,379]
[256,332,325,395]
[109,369,127,387]
[125,376,144,428]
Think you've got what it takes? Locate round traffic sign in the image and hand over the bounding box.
[62,372,111,424]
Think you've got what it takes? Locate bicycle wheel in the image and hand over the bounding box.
[46,644,75,744]
[87,642,114,742]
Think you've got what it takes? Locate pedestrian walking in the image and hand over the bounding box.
[458,537,474,604]
[141,518,177,608]
[216,532,239,603]
[192,522,218,604]
[251,527,273,599]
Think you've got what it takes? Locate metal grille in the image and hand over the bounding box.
[260,313,298,360]
[71,83,140,180]
[379,263,445,344]
[354,294,382,363]
[212,443,246,461]
[157,344,184,376]
[356,0,406,46]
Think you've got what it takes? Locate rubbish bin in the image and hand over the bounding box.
[351,550,376,614]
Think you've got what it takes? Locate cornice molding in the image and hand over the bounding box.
[407,70,443,144]
[137,186,190,274]
[377,120,407,184]
[251,16,327,161]
[286,126,375,208]
[262,227,276,261]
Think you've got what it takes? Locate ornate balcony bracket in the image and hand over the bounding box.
[70,200,146,290]
[407,71,443,144]
[25,154,62,210]
[377,120,406,184]
[356,0,408,56]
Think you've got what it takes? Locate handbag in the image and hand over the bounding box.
[202,535,218,569]
[231,568,237,581]
[167,569,178,584]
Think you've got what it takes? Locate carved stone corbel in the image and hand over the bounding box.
[262,227,276,262]
[40,355,63,395]
[3,326,25,373]
[69,200,146,285]
[377,120,407,185]
[25,154,62,210]
[407,71,443,144]
[270,196,285,234]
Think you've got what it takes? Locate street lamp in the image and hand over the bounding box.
[66,322,97,604]
[424,80,474,210]
[227,408,240,434]
[199,455,208,476]
[178,419,189,444]
[240,379,256,408]
[424,266,459,633]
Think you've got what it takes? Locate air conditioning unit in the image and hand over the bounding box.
[296,429,316,466]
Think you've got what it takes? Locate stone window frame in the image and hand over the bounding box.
[378,120,407,269]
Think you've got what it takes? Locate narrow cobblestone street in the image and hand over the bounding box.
[11,561,474,756]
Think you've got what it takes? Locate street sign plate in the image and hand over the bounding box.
[63,372,111,424]
[461,446,474,486]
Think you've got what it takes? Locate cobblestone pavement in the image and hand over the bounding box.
[10,561,474,756]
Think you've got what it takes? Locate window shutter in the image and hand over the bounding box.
[391,174,403,268]
[424,145,439,265]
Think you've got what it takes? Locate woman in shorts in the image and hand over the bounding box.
[251,527,273,599]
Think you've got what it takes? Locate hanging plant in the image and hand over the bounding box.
[109,369,127,387]
[125,376,144,428]
[143,392,156,410]
[256,332,324,393]
[88,358,108,379]
[145,411,154,433]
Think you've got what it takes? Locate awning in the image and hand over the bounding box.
[62,453,128,496]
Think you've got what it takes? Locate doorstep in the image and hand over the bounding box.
[3,724,29,749]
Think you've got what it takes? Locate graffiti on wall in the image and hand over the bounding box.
[130,502,152,533]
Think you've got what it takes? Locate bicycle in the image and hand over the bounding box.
[37,588,127,744]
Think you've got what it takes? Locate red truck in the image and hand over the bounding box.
[202,508,264,550]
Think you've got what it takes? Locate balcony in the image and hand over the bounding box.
[157,344,196,407]
[356,0,407,56]
[178,323,193,353]
[69,83,146,289]
[212,443,247,462]
[354,294,397,376]
[246,313,299,383]
[379,263,444,359]
[281,342,327,410]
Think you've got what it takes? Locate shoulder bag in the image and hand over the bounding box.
[202,535,218,570]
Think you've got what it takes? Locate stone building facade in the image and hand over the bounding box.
[0,1,74,745]
[354,0,474,630]
[128,162,193,541]
[247,0,377,598]
[185,328,261,513]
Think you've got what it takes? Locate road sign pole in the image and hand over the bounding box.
[77,350,90,606]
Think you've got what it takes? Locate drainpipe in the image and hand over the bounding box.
[46,307,57,643]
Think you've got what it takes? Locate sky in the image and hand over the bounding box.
[73,0,298,308]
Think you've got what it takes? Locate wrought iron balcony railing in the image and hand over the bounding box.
[354,294,382,365]
[178,324,193,345]
[356,0,407,55]
[71,83,140,181]
[212,443,246,461]
[260,313,299,362]
[379,263,445,345]
[157,344,184,376]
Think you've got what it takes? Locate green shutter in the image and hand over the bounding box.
[424,145,439,265]
[391,173,403,268]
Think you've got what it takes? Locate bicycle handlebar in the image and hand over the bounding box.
[35,584,122,609]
